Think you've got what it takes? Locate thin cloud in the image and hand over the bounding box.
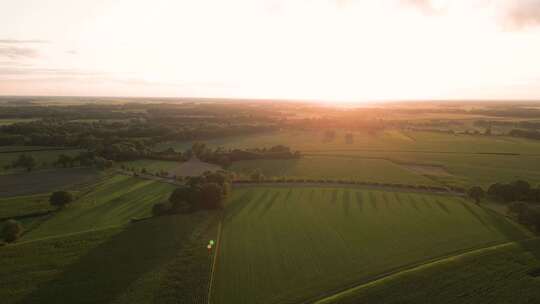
[400,0,441,14]
[502,0,540,29]
[0,39,49,44]
[0,46,39,59]
[0,67,105,77]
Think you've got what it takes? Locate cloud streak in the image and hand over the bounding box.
[0,39,49,44]
[502,0,540,29]
[0,46,39,59]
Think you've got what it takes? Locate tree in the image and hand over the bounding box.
[152,202,171,216]
[12,154,37,171]
[250,170,264,183]
[508,202,528,215]
[56,154,73,167]
[201,182,224,209]
[512,180,531,200]
[2,219,23,243]
[49,191,73,208]
[169,187,199,212]
[468,186,485,204]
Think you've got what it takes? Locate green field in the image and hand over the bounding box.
[156,130,540,187]
[213,186,531,304]
[318,238,540,304]
[0,118,38,126]
[119,159,180,173]
[230,156,438,185]
[0,193,52,219]
[22,175,175,240]
[0,168,103,198]
[0,211,218,304]
[0,148,83,174]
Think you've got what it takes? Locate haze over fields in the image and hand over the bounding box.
[3,1,540,304]
[2,0,540,101]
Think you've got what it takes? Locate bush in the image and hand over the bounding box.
[152,202,172,216]
[49,191,74,208]
[2,219,23,243]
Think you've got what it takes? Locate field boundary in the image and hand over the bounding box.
[207,218,223,304]
[307,237,539,304]
[9,224,125,247]
[302,149,523,156]
[0,147,80,154]
[233,182,464,196]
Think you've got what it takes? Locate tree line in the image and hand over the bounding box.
[467,180,540,232]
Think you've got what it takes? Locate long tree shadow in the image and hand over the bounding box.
[369,192,378,212]
[224,190,255,223]
[434,198,451,214]
[15,213,205,304]
[259,192,281,218]
[355,192,363,212]
[342,190,351,216]
[478,205,531,241]
[408,195,421,213]
[247,190,269,214]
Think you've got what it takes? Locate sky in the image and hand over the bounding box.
[1,0,540,102]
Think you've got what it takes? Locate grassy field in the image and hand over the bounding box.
[0,168,103,198]
[119,159,181,173]
[0,211,218,304]
[0,193,52,219]
[121,158,222,177]
[318,238,540,304]
[22,175,175,240]
[155,130,540,187]
[213,186,531,304]
[230,156,438,185]
[0,118,38,126]
[0,148,84,174]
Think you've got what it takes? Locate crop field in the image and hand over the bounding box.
[0,211,218,304]
[213,186,531,304]
[121,158,221,177]
[319,238,540,304]
[120,159,181,173]
[155,129,540,154]
[0,148,83,174]
[0,118,38,125]
[156,130,540,187]
[230,156,438,186]
[22,175,175,240]
[0,168,103,197]
[0,193,52,219]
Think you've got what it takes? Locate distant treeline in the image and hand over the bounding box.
[0,117,277,162]
[190,142,301,167]
[475,120,540,130]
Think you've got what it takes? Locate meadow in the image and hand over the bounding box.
[0,148,84,174]
[0,168,103,197]
[157,130,540,188]
[0,211,218,304]
[213,186,531,304]
[22,174,175,240]
[0,193,52,219]
[318,238,540,304]
[121,158,221,177]
[230,156,438,186]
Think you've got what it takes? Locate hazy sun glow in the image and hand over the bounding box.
[2,0,540,102]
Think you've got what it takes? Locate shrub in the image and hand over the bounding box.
[152,202,171,216]
[49,191,74,208]
[2,219,23,243]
